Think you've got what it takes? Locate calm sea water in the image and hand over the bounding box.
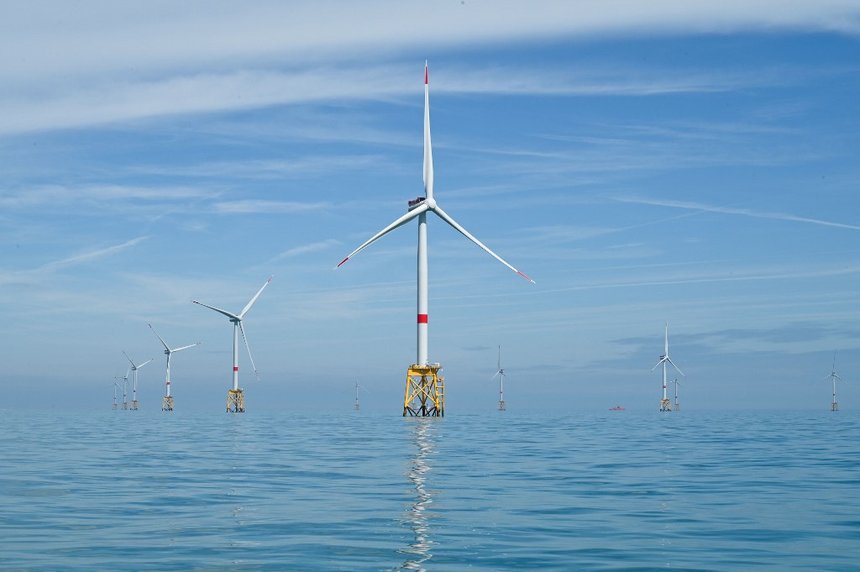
[1,409,858,571]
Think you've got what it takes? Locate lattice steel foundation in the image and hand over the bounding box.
[403,364,444,417]
[227,389,245,413]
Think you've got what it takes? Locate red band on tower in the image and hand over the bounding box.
[417,314,428,324]
[233,366,239,372]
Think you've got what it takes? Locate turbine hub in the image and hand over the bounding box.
[425,197,437,210]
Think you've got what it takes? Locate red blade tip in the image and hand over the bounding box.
[424,65,429,85]
[337,257,349,268]
[517,270,535,284]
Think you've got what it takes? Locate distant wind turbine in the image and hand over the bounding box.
[148,323,200,412]
[652,323,684,412]
[354,381,367,411]
[121,368,130,410]
[824,352,843,411]
[336,63,533,417]
[491,345,507,411]
[192,276,272,413]
[672,378,681,411]
[112,378,120,410]
[123,352,153,411]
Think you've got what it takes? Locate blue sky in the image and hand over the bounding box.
[2,1,859,412]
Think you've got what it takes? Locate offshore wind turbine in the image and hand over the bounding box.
[336,63,533,417]
[192,276,271,413]
[123,352,152,411]
[824,352,843,411]
[651,322,684,412]
[491,345,507,411]
[148,323,200,412]
[121,369,130,410]
[672,378,681,411]
[112,379,120,410]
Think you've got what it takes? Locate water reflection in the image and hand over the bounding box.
[398,418,436,571]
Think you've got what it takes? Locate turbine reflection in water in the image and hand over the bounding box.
[398,418,436,571]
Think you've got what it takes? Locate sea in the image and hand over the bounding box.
[1,409,858,571]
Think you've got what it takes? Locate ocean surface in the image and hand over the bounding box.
[1,409,858,571]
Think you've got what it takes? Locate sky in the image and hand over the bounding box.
[1,1,859,413]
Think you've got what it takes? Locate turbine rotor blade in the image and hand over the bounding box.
[122,351,136,368]
[239,322,259,380]
[192,300,240,321]
[664,322,669,356]
[424,61,433,201]
[667,357,685,376]
[239,276,273,319]
[651,358,666,371]
[336,203,429,268]
[172,342,200,353]
[432,205,535,283]
[147,323,170,352]
[138,359,153,369]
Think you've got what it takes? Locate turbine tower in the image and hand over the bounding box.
[123,352,153,411]
[121,369,130,410]
[651,322,684,412]
[148,323,200,412]
[492,345,507,411]
[354,382,362,411]
[672,378,681,411]
[825,352,842,411]
[192,276,271,413]
[336,63,533,417]
[112,379,120,410]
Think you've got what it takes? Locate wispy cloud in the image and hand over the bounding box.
[615,196,860,231]
[0,236,149,286]
[42,236,149,271]
[270,239,341,262]
[212,199,330,214]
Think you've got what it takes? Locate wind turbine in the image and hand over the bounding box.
[492,345,507,411]
[354,381,365,411]
[336,63,533,417]
[112,378,120,410]
[824,352,842,411]
[672,378,681,411]
[121,368,130,410]
[192,276,272,413]
[651,322,684,412]
[148,323,200,412]
[123,352,152,411]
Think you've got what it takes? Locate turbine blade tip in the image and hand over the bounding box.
[336,257,349,268]
[517,270,535,284]
[424,63,429,85]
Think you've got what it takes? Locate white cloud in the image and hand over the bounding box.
[212,199,331,214]
[3,1,858,134]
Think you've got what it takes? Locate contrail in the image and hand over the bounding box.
[615,197,860,231]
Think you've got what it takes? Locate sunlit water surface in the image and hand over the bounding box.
[1,410,858,570]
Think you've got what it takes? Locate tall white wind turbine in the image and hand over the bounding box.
[121,368,130,410]
[672,378,681,411]
[492,345,507,411]
[824,352,843,411]
[148,323,200,412]
[652,322,684,412]
[336,63,533,417]
[123,352,152,411]
[192,276,272,413]
[112,379,120,410]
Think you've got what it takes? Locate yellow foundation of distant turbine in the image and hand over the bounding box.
[659,398,672,412]
[227,389,245,413]
[130,400,139,411]
[162,396,174,412]
[403,364,444,417]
